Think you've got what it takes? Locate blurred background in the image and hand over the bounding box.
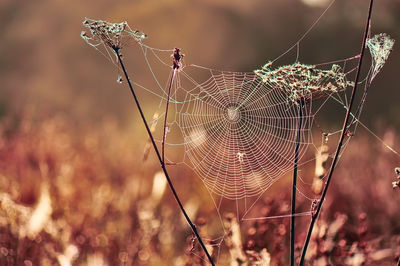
[1,0,399,126]
[0,0,399,265]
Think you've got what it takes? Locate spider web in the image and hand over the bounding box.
[178,69,313,200]
[81,6,395,264]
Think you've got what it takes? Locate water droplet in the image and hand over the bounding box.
[117,75,123,84]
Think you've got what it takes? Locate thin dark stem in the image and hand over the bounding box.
[114,48,215,266]
[291,99,303,266]
[162,69,176,163]
[299,1,374,264]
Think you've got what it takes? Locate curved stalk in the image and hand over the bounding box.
[299,0,374,264]
[290,99,303,266]
[162,69,176,163]
[114,48,215,266]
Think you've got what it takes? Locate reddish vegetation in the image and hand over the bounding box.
[0,114,399,265]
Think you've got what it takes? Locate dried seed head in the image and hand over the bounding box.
[172,47,184,69]
[367,33,395,81]
[394,167,400,175]
[81,18,146,51]
[254,61,353,104]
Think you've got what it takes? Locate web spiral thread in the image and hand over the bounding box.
[178,71,314,200]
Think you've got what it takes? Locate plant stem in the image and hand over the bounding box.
[299,1,374,264]
[162,69,176,163]
[291,99,303,266]
[114,48,215,266]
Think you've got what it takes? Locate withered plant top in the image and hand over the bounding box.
[81,18,146,51]
[254,62,354,104]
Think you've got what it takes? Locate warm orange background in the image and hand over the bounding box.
[0,0,399,265]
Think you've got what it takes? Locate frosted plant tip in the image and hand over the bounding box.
[81,18,147,50]
[367,33,395,81]
[254,62,353,103]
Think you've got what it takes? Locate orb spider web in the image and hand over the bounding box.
[178,69,314,200]
[81,3,394,263]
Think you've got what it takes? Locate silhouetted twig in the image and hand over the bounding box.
[162,69,175,163]
[162,48,182,163]
[290,99,303,266]
[299,0,374,264]
[113,47,215,266]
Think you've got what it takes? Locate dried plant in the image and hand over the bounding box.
[0,114,398,264]
[82,18,214,265]
[299,1,375,262]
[312,145,329,195]
[255,62,353,103]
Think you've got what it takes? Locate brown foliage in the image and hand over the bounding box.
[0,115,399,265]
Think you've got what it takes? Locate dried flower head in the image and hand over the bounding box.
[81,18,146,51]
[313,145,329,194]
[311,199,319,218]
[394,167,400,175]
[366,33,395,81]
[254,62,353,104]
[172,47,184,69]
[392,167,400,189]
[224,213,247,264]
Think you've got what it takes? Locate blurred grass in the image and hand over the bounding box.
[0,114,399,264]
